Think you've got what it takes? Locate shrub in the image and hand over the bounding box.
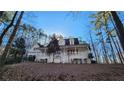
[91,60,96,64]
[28,55,35,61]
[5,56,22,65]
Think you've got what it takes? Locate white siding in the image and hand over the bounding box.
[27,44,91,64]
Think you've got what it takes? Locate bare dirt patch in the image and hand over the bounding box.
[1,62,124,81]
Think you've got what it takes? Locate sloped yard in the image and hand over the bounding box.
[0,62,124,81]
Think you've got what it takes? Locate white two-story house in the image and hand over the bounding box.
[27,37,91,64]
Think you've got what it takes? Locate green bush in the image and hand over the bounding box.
[28,55,35,61]
[5,56,22,65]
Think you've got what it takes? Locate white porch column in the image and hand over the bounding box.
[75,47,76,54]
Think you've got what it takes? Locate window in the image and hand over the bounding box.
[72,50,75,54]
[76,49,78,54]
[67,49,76,55]
[70,39,74,45]
[34,48,36,50]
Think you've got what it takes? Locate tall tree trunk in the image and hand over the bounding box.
[103,12,117,64]
[102,48,107,64]
[0,11,18,46]
[95,47,101,63]
[114,36,124,64]
[101,32,109,64]
[0,12,24,66]
[44,35,47,45]
[89,30,98,63]
[108,35,117,63]
[110,11,124,51]
[105,30,117,64]
[53,53,55,63]
[109,14,124,63]
[0,11,4,17]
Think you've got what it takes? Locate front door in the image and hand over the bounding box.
[54,54,61,63]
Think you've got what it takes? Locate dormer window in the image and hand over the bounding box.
[34,48,37,50]
[70,38,74,45]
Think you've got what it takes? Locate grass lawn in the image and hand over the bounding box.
[0,62,124,81]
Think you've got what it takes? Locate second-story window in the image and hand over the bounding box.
[67,49,77,55]
[76,49,78,54]
[72,50,75,54]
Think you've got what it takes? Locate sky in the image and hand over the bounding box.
[23,11,95,42]
[1,11,124,45]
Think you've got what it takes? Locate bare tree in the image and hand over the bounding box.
[0,11,18,46]
[110,11,124,51]
[0,12,24,66]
